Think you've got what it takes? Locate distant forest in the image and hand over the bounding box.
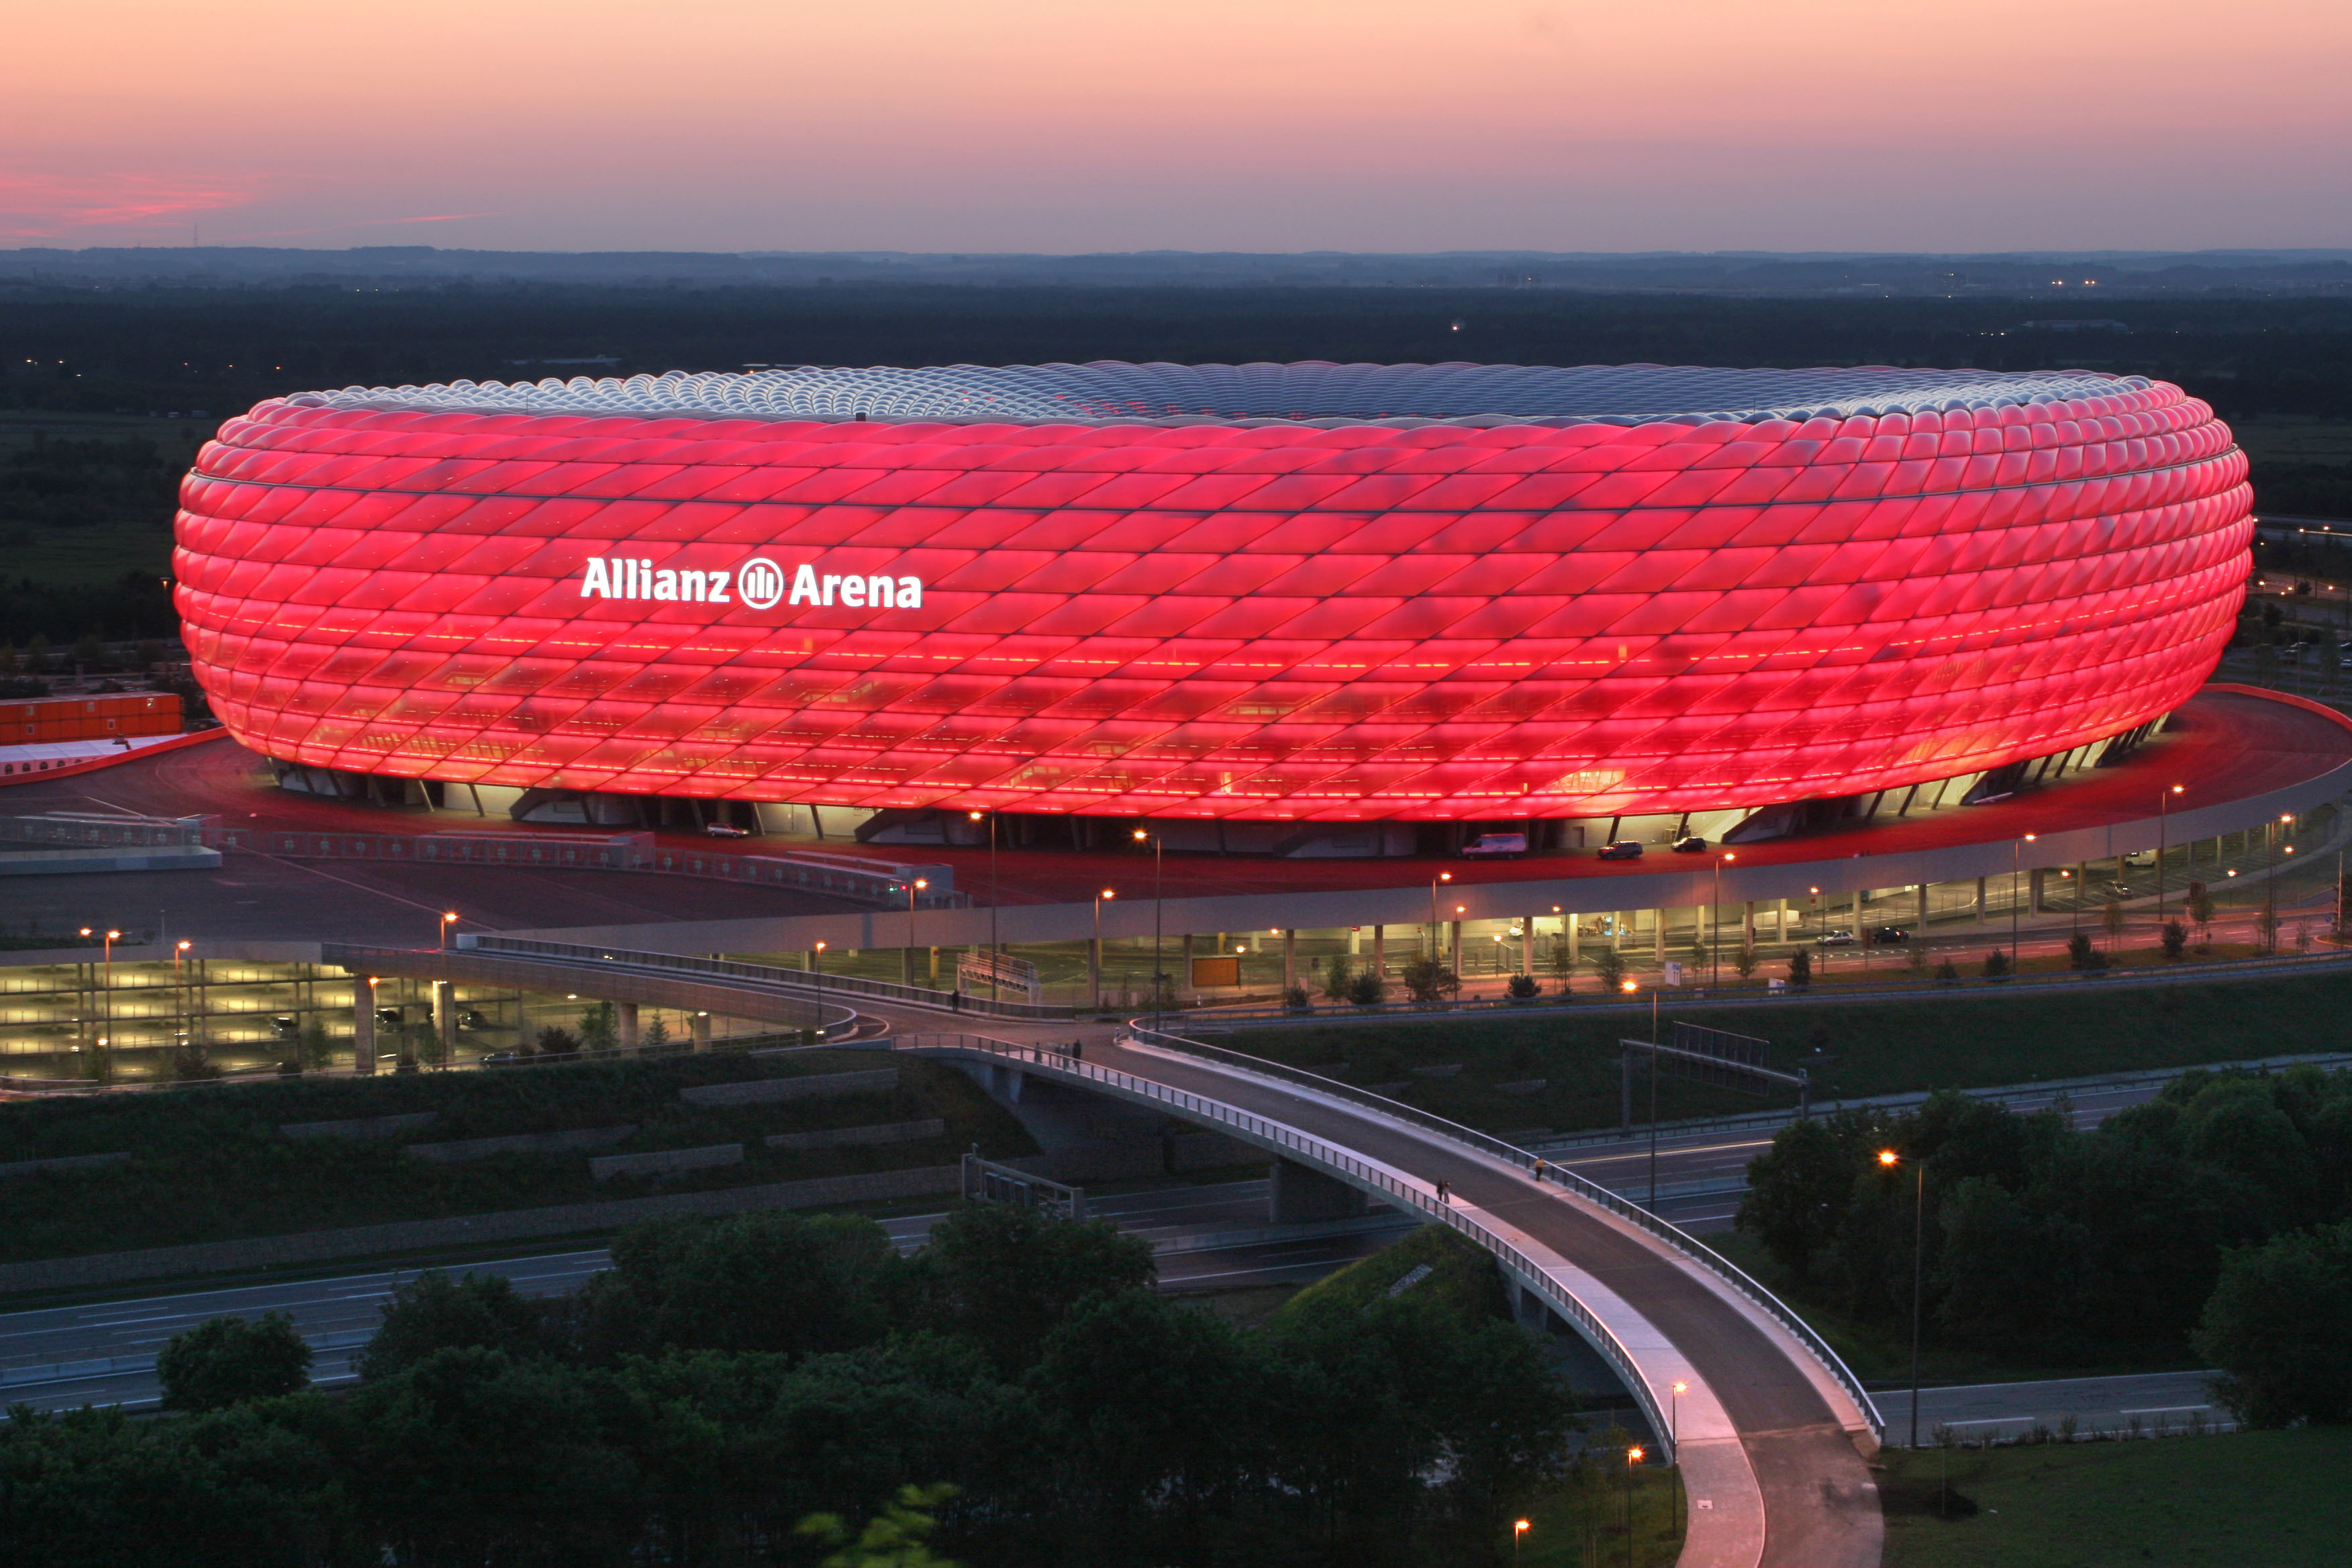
[1,285,2348,644]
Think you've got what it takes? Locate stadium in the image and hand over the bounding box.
[173,361,2251,853]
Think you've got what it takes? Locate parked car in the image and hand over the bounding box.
[457,1008,489,1030]
[2122,849,2156,867]
[703,821,750,838]
[1814,929,1857,946]
[1598,840,1645,861]
[1461,831,1528,858]
[268,1014,299,1038]
[1868,926,1910,945]
[479,1050,518,1066]
[2106,880,2134,897]
[1671,835,1708,853]
[374,1006,405,1026]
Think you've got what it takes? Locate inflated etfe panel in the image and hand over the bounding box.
[173,362,2251,820]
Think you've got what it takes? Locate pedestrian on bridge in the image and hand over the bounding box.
[1436,1178,1451,1204]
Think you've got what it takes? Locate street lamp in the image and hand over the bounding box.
[905,877,928,985]
[969,810,998,991]
[1134,828,1164,1028]
[1712,852,1735,986]
[1879,1148,1926,1448]
[1512,1518,1530,1568]
[440,910,458,950]
[2010,833,2037,973]
[2157,785,2184,920]
[1624,1446,1643,1568]
[1092,888,1114,1014]
[1669,1379,1687,1534]
[812,940,828,1011]
[1430,871,1453,964]
[172,939,193,1059]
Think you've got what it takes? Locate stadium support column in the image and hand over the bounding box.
[1282,929,1296,995]
[1654,910,1665,965]
[691,1012,712,1050]
[1449,919,1462,975]
[1975,877,1988,924]
[1372,925,1386,977]
[1916,884,1928,931]
[1776,899,1789,940]
[1088,937,1102,1012]
[617,1001,639,1054]
[2030,868,2047,914]
[1181,933,1194,999]
[1522,916,1534,974]
[434,981,454,1067]
[1568,916,1580,967]
[1745,900,1757,950]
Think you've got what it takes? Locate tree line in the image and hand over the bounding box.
[1,1206,1578,1568]
[1737,1067,2352,1424]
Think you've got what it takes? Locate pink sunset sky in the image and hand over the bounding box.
[6,0,2349,254]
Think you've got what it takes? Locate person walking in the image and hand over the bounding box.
[1435,1177,1451,1204]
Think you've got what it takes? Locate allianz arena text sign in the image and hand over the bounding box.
[579,554,924,612]
[173,363,2251,820]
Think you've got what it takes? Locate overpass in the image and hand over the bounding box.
[336,940,1885,1568]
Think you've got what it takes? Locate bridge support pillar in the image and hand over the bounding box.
[351,981,375,1075]
[434,981,454,1065]
[1269,1159,1369,1223]
[616,1001,639,1053]
[691,1012,712,1050]
[990,1063,1026,1103]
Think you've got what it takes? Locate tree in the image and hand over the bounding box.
[1399,957,1459,1006]
[1981,948,2011,980]
[1785,948,1811,989]
[1588,946,1629,993]
[1283,984,1312,1012]
[907,1204,1155,1373]
[2161,918,2188,961]
[1737,1115,1871,1279]
[1346,969,1387,1007]
[1319,954,1355,1003]
[2188,881,2216,948]
[797,1483,964,1568]
[1934,958,1961,984]
[1734,942,1759,980]
[2065,931,2106,971]
[2102,897,2126,950]
[1905,939,1928,976]
[577,1000,618,1052]
[158,1314,313,1412]
[298,1016,332,1071]
[1505,972,1539,999]
[532,1024,581,1057]
[358,1270,552,1381]
[2194,1221,2352,1427]
[600,1211,901,1360]
[642,1013,671,1050]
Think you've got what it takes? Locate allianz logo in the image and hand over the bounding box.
[579,556,924,612]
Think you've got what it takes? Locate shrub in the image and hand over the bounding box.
[1733,943,1759,980]
[1785,948,1811,989]
[1587,946,1629,993]
[1505,973,1539,1000]
[2066,931,2106,971]
[1400,957,1460,1006]
[158,1313,312,1412]
[1318,954,1355,1003]
[1345,969,1387,1007]
[1933,959,1961,985]
[1283,985,1312,1012]
[1982,948,2012,980]
[2161,919,2188,961]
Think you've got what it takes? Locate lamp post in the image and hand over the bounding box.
[1623,1446,1643,1568]
[99,927,120,1061]
[2010,833,2036,973]
[1622,977,1661,1206]
[440,910,458,950]
[173,938,192,1060]
[1879,1148,1926,1448]
[1430,871,1453,964]
[1670,1381,1687,1536]
[1512,1518,1529,1568]
[2266,813,2294,953]
[2157,784,2183,920]
[904,877,928,985]
[1092,888,1114,1014]
[1134,828,1164,1028]
[812,940,827,1016]
[969,810,998,990]
[1712,852,1735,986]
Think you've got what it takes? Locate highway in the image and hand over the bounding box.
[0,1179,1412,1417]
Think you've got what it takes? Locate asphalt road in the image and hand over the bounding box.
[1878,1370,2232,1444]
[0,1179,1409,1417]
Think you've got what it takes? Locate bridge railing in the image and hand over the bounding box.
[893,1031,1681,1461]
[460,936,1075,1021]
[1124,1023,1885,1445]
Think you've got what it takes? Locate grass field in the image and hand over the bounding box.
[1216,968,2352,1137]
[1877,1428,2352,1567]
[2231,414,2352,469]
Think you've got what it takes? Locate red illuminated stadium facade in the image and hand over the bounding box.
[173,362,2251,832]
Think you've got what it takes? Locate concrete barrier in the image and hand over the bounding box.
[679,1069,897,1107]
[0,1165,965,1295]
[589,1143,743,1181]
[405,1126,638,1163]
[764,1118,945,1152]
[279,1112,440,1140]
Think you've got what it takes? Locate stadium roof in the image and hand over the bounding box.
[290,361,2151,428]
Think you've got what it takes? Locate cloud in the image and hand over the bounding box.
[0,173,254,240]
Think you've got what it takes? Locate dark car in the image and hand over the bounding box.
[1869,926,1910,945]
[703,821,751,838]
[479,1050,518,1066]
[374,1006,405,1026]
[269,1014,300,1038]
[1671,835,1708,853]
[457,1008,489,1030]
[1598,840,1645,861]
